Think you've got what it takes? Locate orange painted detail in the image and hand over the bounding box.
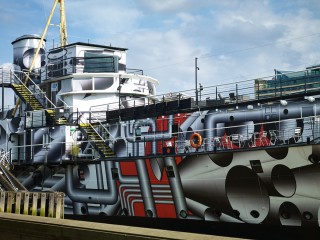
[190,132,203,149]
[175,156,183,165]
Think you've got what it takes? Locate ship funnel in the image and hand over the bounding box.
[11,34,46,82]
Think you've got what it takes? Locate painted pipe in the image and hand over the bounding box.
[177,112,199,153]
[73,201,88,215]
[150,157,165,181]
[180,155,270,223]
[186,198,243,223]
[118,184,170,214]
[225,165,270,224]
[185,111,208,140]
[48,176,65,192]
[179,154,235,216]
[115,162,139,184]
[95,163,104,190]
[293,163,320,199]
[42,176,63,188]
[124,115,173,157]
[20,166,51,189]
[269,195,320,227]
[65,161,118,204]
[278,201,302,226]
[87,198,121,216]
[124,114,174,143]
[33,126,65,164]
[113,138,127,157]
[289,196,320,227]
[257,163,296,198]
[204,101,320,151]
[179,112,200,134]
[126,193,172,216]
[164,156,188,218]
[130,199,174,217]
[96,162,106,211]
[124,119,163,218]
[136,158,157,217]
[178,154,223,180]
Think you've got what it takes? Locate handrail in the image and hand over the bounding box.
[13,70,56,108]
[56,94,71,110]
[87,66,320,113]
[0,150,16,190]
[89,112,117,142]
[79,117,110,145]
[0,151,10,167]
[9,114,320,161]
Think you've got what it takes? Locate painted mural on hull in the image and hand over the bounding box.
[1,32,320,231]
[2,98,320,228]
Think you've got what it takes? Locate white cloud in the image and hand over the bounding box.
[63,0,143,41]
[0,63,15,70]
[2,0,320,95]
[137,0,189,12]
[113,29,200,93]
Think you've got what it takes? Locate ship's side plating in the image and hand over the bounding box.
[1,34,320,228]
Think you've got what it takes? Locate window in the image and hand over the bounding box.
[84,52,119,73]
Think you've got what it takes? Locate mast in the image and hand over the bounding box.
[12,0,68,116]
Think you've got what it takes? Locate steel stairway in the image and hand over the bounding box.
[79,123,116,158]
[10,72,67,125]
[0,151,27,192]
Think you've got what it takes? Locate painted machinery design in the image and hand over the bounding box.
[1,34,320,228]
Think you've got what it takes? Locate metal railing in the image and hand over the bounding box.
[13,70,56,109]
[9,115,320,163]
[0,68,56,110]
[87,66,320,114]
[39,56,119,80]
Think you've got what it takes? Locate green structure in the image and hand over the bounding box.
[255,65,320,99]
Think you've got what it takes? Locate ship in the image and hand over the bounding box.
[1,0,320,233]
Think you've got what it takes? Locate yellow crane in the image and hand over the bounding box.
[13,0,68,116]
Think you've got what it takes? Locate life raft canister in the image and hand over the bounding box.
[190,132,203,149]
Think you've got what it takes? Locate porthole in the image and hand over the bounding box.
[303,211,313,220]
[250,210,260,218]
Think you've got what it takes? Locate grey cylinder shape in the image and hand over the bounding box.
[12,34,46,71]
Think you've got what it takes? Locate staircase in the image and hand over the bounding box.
[12,84,45,111]
[10,72,67,125]
[0,151,27,191]
[79,123,116,158]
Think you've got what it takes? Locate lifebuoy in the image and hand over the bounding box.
[190,132,203,149]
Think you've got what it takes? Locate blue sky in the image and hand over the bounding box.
[1,0,320,94]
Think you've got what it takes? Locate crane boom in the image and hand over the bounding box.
[59,0,68,47]
[12,0,68,116]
